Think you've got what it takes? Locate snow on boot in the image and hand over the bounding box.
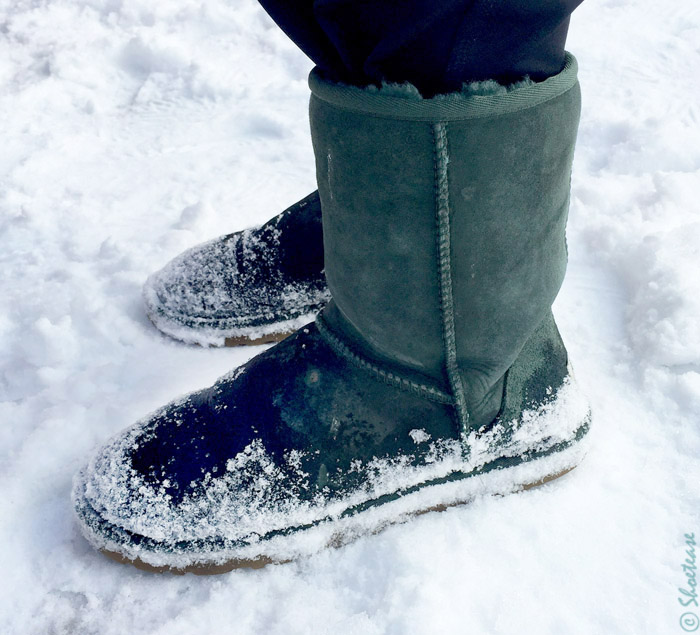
[142,192,329,346]
[73,53,591,573]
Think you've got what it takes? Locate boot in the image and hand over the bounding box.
[143,192,329,346]
[73,53,590,573]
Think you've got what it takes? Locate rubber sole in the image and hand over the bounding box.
[144,304,324,348]
[145,310,298,348]
[224,330,293,347]
[98,464,577,575]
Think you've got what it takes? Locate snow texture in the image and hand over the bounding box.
[1,0,699,633]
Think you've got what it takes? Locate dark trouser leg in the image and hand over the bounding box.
[259,0,584,96]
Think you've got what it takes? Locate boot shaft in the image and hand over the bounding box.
[309,55,581,427]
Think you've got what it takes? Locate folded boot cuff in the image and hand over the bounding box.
[309,52,578,122]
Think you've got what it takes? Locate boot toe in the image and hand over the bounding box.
[142,192,329,347]
[143,231,329,346]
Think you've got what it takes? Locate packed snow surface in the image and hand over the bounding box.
[1,0,699,633]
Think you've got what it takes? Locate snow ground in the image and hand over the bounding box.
[1,0,699,633]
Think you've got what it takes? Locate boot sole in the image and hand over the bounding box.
[144,308,318,348]
[224,330,293,347]
[96,461,579,575]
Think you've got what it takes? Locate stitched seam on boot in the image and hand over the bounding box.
[315,314,454,405]
[433,122,471,434]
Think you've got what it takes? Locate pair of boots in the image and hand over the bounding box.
[73,54,590,573]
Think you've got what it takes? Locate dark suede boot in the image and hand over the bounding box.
[73,53,590,573]
[143,192,329,346]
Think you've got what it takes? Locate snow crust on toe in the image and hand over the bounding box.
[143,225,329,346]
